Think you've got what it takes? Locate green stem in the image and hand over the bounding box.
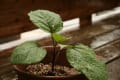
[51,34,57,72]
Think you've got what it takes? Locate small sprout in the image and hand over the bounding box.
[10,10,108,80]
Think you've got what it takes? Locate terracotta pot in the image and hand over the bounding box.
[13,46,88,80]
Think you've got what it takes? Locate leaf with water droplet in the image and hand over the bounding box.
[52,33,70,43]
[10,41,46,64]
[28,10,63,33]
[66,44,108,80]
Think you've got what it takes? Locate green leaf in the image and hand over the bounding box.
[52,33,69,43]
[58,44,73,49]
[66,44,108,80]
[28,10,63,33]
[10,41,47,64]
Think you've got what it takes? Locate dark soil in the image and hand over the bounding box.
[26,63,80,76]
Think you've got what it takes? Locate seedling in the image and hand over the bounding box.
[11,10,108,80]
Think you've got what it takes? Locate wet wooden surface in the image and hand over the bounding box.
[0,13,120,80]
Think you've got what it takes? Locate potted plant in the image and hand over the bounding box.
[10,10,108,80]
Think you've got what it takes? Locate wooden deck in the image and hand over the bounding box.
[0,13,120,80]
[0,0,119,43]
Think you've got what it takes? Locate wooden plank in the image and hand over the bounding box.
[80,15,92,27]
[0,35,20,44]
[0,0,119,39]
[95,39,120,64]
[0,22,35,38]
[107,58,120,80]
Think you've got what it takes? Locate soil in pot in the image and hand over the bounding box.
[15,63,87,80]
[26,63,80,76]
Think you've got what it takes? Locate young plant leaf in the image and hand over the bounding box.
[10,41,46,64]
[52,33,69,43]
[28,10,63,33]
[58,44,73,49]
[66,44,108,80]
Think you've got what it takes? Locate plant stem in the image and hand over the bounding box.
[51,34,57,72]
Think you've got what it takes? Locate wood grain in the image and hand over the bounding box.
[0,0,119,40]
